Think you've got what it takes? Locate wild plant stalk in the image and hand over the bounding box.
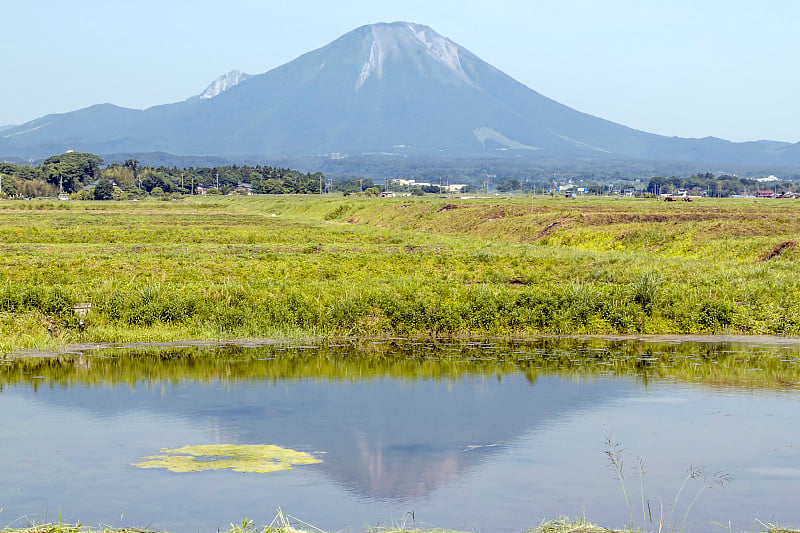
[605,441,734,533]
[268,509,326,533]
[605,435,733,533]
[678,471,734,532]
[666,464,705,530]
[604,435,635,529]
[638,457,647,530]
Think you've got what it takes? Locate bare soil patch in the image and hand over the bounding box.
[760,240,798,261]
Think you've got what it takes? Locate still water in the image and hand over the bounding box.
[1,339,800,532]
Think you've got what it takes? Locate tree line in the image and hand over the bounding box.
[492,172,800,197]
[0,152,332,199]
[643,173,795,197]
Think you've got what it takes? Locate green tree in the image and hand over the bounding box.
[140,169,167,193]
[123,159,141,189]
[104,165,135,190]
[260,179,287,194]
[497,179,522,192]
[646,176,673,195]
[42,152,103,193]
[93,177,114,200]
[333,178,374,194]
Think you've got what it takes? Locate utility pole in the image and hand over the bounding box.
[191,175,194,195]
[215,171,220,189]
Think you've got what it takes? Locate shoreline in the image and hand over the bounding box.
[3,518,798,533]
[7,333,800,360]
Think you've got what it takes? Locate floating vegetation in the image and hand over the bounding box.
[131,444,321,473]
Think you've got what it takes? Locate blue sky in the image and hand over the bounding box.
[3,0,799,142]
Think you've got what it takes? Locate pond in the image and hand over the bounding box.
[1,338,800,532]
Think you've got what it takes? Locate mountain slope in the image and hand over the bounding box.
[1,22,797,165]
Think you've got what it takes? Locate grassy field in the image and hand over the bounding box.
[0,194,798,352]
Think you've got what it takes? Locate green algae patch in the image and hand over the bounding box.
[131,444,321,473]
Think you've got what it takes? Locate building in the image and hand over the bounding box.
[231,183,253,195]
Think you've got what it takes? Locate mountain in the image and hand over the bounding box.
[193,70,250,100]
[1,21,798,167]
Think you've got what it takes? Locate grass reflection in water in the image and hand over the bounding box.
[2,337,800,392]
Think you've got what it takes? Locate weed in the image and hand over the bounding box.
[630,272,662,315]
[604,436,636,528]
[604,434,733,532]
[698,300,735,330]
[668,465,733,532]
[227,519,256,533]
[470,249,494,263]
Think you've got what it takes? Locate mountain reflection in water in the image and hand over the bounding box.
[2,338,800,532]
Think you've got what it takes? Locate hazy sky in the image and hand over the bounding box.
[3,0,799,142]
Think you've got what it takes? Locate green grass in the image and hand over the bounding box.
[0,195,798,351]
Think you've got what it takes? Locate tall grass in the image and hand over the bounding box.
[0,195,798,350]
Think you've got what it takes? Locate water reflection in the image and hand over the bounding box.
[4,337,800,391]
[4,371,626,501]
[1,338,800,532]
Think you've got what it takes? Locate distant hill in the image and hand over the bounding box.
[101,151,233,169]
[2,21,799,168]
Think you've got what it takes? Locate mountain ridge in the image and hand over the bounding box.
[1,21,798,168]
